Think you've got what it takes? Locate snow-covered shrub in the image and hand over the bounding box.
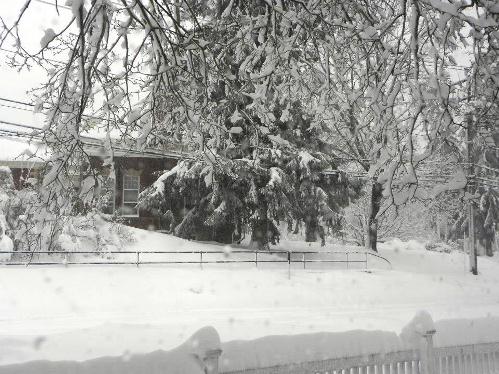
[0,164,131,255]
[0,168,17,259]
[0,166,14,212]
[424,242,452,253]
[0,165,13,186]
[399,311,435,349]
[6,184,64,253]
[57,211,134,254]
[11,206,133,256]
[342,191,436,247]
[0,166,16,241]
[0,214,14,261]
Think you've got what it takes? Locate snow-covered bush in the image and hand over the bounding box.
[12,198,133,255]
[0,214,14,261]
[0,166,16,242]
[0,166,14,210]
[399,311,435,349]
[342,190,435,246]
[0,164,131,255]
[0,165,14,191]
[0,167,17,259]
[57,212,134,254]
[424,242,452,254]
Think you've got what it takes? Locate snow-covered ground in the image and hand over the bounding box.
[1,229,499,366]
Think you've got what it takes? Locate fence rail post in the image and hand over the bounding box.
[136,251,140,267]
[287,251,291,279]
[420,329,436,374]
[204,348,222,374]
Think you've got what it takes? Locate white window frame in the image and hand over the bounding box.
[121,173,140,217]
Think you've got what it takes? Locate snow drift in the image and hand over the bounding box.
[0,326,221,374]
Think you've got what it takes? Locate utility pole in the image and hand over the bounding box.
[466,113,477,275]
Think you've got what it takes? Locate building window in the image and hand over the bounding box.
[122,174,140,217]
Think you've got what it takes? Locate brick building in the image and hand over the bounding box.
[0,136,181,229]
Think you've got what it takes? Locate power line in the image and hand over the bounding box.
[0,103,34,112]
[0,119,42,131]
[0,97,41,109]
[0,96,121,124]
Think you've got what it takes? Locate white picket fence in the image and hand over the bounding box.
[218,331,499,374]
[221,350,421,374]
[434,342,499,374]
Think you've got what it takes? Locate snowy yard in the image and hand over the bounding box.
[1,230,499,366]
[1,0,498,372]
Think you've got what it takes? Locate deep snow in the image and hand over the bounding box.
[0,326,222,374]
[1,229,499,366]
[3,316,499,373]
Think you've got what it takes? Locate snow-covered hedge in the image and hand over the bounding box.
[57,212,134,253]
[0,166,132,256]
[425,242,453,253]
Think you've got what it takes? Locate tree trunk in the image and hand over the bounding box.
[251,217,279,250]
[367,182,383,252]
[305,215,318,242]
[250,204,279,250]
[293,219,300,235]
[485,232,494,257]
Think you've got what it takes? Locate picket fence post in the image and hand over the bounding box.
[204,348,223,374]
[420,329,436,374]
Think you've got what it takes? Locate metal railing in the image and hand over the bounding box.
[0,250,391,269]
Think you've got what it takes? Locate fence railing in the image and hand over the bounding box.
[434,341,499,374]
[0,250,391,269]
[222,349,421,374]
[219,331,499,374]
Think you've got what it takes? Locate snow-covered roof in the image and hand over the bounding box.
[80,136,185,159]
[0,135,185,168]
[0,136,47,168]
